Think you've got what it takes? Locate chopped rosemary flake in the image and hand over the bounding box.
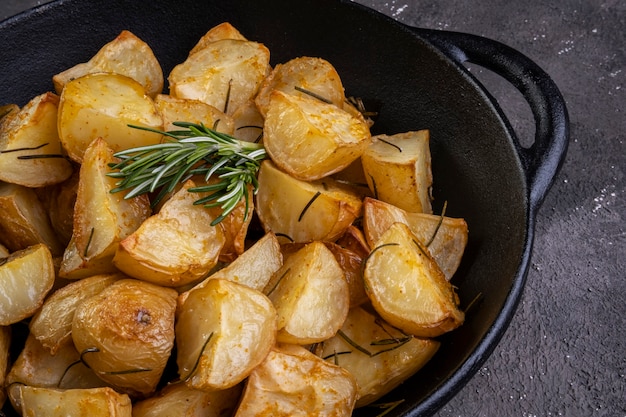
[294,86,333,104]
[16,154,66,160]
[182,332,214,382]
[298,191,322,222]
[425,200,448,247]
[370,399,405,417]
[83,227,95,258]
[0,143,49,154]
[378,138,402,152]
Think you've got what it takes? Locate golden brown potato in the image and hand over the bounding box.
[154,94,234,134]
[0,92,73,187]
[59,138,151,280]
[265,241,349,344]
[0,325,10,409]
[176,278,276,391]
[362,130,433,213]
[234,344,357,417]
[317,306,440,407]
[72,279,178,397]
[35,169,79,248]
[255,160,362,243]
[263,90,371,181]
[113,180,225,288]
[29,273,122,354]
[19,386,132,417]
[0,104,19,121]
[231,99,265,143]
[169,39,270,115]
[58,73,163,163]
[0,244,55,326]
[53,30,163,97]
[132,380,242,417]
[255,56,346,117]
[189,22,248,55]
[0,182,64,256]
[363,222,464,338]
[179,232,283,307]
[363,197,468,280]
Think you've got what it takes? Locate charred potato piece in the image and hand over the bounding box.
[53,30,163,97]
[169,39,270,116]
[255,56,346,117]
[29,273,122,354]
[363,197,468,280]
[263,90,371,181]
[234,344,357,417]
[317,306,440,407]
[265,241,349,344]
[0,182,64,256]
[113,180,225,288]
[255,160,362,244]
[363,222,464,338]
[58,73,163,163]
[19,386,131,417]
[71,279,178,397]
[0,92,73,187]
[0,244,55,326]
[60,138,151,279]
[176,278,276,391]
[362,130,433,214]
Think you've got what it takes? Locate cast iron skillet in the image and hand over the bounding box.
[0,0,568,415]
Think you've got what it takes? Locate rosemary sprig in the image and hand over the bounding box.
[107,122,267,225]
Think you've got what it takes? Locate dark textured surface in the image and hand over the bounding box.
[1,1,624,416]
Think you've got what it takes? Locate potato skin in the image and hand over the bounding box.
[71,279,177,397]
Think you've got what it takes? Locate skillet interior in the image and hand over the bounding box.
[0,0,529,415]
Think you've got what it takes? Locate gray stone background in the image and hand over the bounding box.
[1,0,624,416]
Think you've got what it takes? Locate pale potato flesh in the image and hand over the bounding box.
[265,241,349,344]
[52,30,163,97]
[263,90,371,181]
[362,130,433,213]
[169,39,270,115]
[176,278,277,391]
[71,279,178,397]
[58,73,163,163]
[113,180,225,287]
[363,222,464,338]
[234,344,357,417]
[255,160,362,243]
[363,197,468,280]
[20,386,131,417]
[188,22,248,55]
[0,244,55,326]
[0,92,73,187]
[318,306,440,407]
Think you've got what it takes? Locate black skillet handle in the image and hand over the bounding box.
[411,28,569,210]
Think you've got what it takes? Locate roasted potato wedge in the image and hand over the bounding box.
[132,382,242,417]
[29,273,122,354]
[72,279,178,397]
[0,325,10,409]
[188,22,248,55]
[234,343,357,417]
[113,180,225,287]
[19,386,131,417]
[35,169,79,248]
[0,182,64,256]
[0,92,73,187]
[176,278,277,391]
[255,160,362,243]
[169,39,270,115]
[263,90,371,180]
[317,306,440,407]
[255,56,346,117]
[154,94,234,134]
[58,73,163,163]
[362,130,433,213]
[53,30,163,97]
[0,244,54,326]
[265,241,349,344]
[231,99,265,143]
[363,197,468,280]
[179,232,282,307]
[60,138,151,279]
[363,222,464,337]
